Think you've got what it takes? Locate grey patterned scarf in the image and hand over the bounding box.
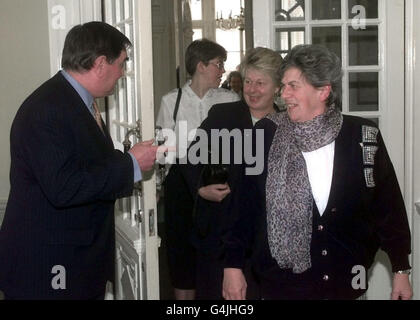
[265,107,343,273]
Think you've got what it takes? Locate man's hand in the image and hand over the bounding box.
[198,183,231,202]
[391,273,413,300]
[223,268,247,300]
[129,139,159,172]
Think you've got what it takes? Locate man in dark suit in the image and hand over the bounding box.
[0,22,159,300]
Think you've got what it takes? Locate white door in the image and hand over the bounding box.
[47,0,103,76]
[189,0,247,79]
[103,0,159,300]
[174,0,194,86]
[254,0,406,299]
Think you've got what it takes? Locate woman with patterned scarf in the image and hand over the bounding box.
[222,44,412,300]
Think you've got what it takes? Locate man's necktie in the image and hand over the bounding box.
[92,100,104,132]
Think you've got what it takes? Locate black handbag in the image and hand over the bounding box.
[201,163,229,186]
[201,141,229,186]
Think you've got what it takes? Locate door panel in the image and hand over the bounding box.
[104,0,159,300]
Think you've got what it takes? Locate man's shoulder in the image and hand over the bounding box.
[19,72,79,118]
[23,72,72,104]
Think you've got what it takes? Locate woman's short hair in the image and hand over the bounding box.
[185,39,227,76]
[239,47,283,87]
[62,21,132,72]
[279,44,343,108]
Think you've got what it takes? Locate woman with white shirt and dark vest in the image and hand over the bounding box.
[156,39,239,300]
[180,47,283,299]
[222,44,412,300]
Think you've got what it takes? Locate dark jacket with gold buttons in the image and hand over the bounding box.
[223,114,411,300]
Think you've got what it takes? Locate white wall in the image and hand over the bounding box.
[0,0,51,203]
[48,0,102,76]
[152,0,177,119]
[252,0,271,48]
[408,0,420,300]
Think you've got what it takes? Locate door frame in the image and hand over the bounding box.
[405,0,420,300]
[132,0,160,299]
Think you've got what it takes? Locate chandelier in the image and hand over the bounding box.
[215,7,245,31]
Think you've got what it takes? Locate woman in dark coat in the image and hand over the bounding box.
[222,44,412,300]
[181,47,283,299]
